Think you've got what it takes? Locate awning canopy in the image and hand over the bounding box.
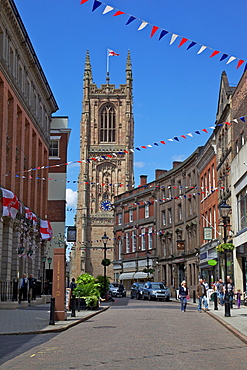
[119,272,135,280]
[134,272,153,279]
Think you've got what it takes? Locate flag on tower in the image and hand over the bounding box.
[108,49,120,56]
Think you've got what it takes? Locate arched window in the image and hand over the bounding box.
[100,104,116,142]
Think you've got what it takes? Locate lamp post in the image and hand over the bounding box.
[102,232,109,297]
[145,251,151,280]
[42,256,47,293]
[218,200,232,317]
[47,257,52,295]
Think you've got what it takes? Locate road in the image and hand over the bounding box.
[1,298,246,369]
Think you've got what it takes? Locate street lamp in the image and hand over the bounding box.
[102,232,109,297]
[218,200,232,317]
[42,256,47,293]
[145,250,151,280]
[47,257,52,295]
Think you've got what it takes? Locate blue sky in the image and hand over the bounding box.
[15,0,247,228]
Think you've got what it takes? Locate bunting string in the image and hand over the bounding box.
[3,118,243,178]
[81,0,247,71]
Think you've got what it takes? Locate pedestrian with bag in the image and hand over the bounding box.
[179,280,189,312]
[197,278,209,312]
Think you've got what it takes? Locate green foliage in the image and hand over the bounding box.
[142,268,155,274]
[84,295,99,308]
[216,243,235,253]
[74,273,100,300]
[95,275,110,296]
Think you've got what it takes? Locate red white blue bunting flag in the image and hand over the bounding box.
[80,0,247,70]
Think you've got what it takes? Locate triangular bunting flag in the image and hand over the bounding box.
[240,117,245,122]
[178,38,188,48]
[170,34,178,45]
[92,0,102,12]
[197,46,207,54]
[219,53,228,62]
[237,59,244,69]
[103,5,114,14]
[113,11,125,16]
[138,21,148,31]
[126,16,136,25]
[80,0,89,4]
[226,56,236,64]
[210,50,220,58]
[187,41,196,50]
[159,30,168,40]
[150,26,159,38]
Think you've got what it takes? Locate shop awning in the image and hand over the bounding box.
[134,272,149,279]
[119,272,135,280]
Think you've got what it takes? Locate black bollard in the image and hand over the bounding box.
[214,292,218,310]
[71,294,76,317]
[49,297,55,325]
[193,290,196,303]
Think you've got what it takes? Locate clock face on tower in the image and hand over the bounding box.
[100,200,112,211]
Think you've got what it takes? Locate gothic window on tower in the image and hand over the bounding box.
[100,104,116,142]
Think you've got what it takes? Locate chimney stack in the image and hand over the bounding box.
[140,175,147,186]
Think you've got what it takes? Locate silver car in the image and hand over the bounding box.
[142,282,170,301]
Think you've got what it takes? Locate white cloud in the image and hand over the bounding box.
[66,188,78,208]
[134,161,145,168]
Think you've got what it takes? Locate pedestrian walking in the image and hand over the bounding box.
[178,280,189,312]
[118,281,124,297]
[235,289,242,309]
[216,278,224,305]
[28,274,36,304]
[197,278,209,312]
[70,278,77,292]
[227,278,234,308]
[18,274,29,303]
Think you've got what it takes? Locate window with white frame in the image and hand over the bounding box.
[129,209,133,222]
[118,213,122,225]
[212,164,215,189]
[162,188,166,199]
[178,203,182,221]
[126,232,130,253]
[168,208,172,223]
[49,138,60,158]
[188,198,192,216]
[237,187,247,231]
[141,228,146,250]
[148,227,153,249]
[118,238,122,260]
[132,230,136,252]
[162,210,166,225]
[168,187,172,198]
[145,203,149,218]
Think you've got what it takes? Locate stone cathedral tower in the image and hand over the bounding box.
[71,50,134,280]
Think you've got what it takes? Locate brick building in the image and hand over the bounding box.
[0,0,58,289]
[113,175,156,289]
[47,117,71,282]
[196,133,220,284]
[113,148,203,296]
[231,70,247,292]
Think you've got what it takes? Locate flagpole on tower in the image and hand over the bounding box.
[106,49,110,84]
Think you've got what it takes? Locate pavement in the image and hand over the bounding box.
[0,298,246,345]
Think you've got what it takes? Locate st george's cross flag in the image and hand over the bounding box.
[108,49,120,56]
[1,188,19,218]
[40,220,53,240]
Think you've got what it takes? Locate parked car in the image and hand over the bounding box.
[142,282,170,301]
[130,283,144,300]
[108,283,126,297]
